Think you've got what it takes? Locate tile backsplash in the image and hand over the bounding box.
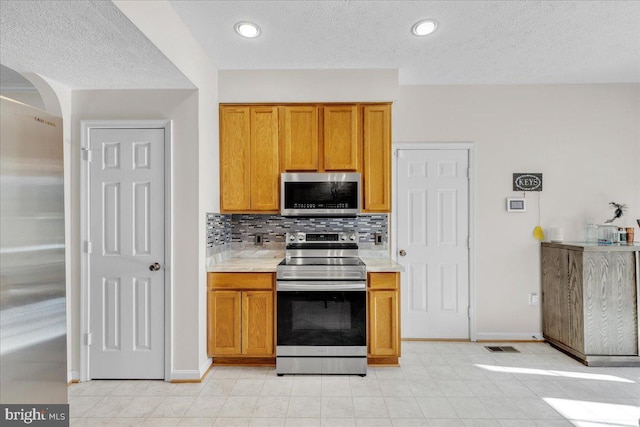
[206,213,388,250]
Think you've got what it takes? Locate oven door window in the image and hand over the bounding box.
[277,291,366,346]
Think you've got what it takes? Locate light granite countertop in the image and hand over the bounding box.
[360,257,404,272]
[206,251,404,273]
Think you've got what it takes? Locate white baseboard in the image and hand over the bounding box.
[475,332,543,341]
[170,369,202,381]
[200,357,213,378]
[67,370,80,383]
[170,358,212,382]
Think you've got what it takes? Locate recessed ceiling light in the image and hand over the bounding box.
[235,22,260,38]
[411,19,438,36]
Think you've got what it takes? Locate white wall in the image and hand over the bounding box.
[220,70,640,339]
[114,0,219,377]
[394,84,640,338]
[69,89,199,377]
[219,69,399,103]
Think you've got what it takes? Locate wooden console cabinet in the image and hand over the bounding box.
[541,242,640,366]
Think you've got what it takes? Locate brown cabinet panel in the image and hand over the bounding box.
[208,290,242,355]
[362,105,391,212]
[368,271,400,361]
[368,272,398,290]
[369,290,399,357]
[250,107,279,210]
[220,106,251,211]
[208,272,274,290]
[282,106,319,171]
[323,105,358,171]
[242,291,274,355]
[541,247,571,345]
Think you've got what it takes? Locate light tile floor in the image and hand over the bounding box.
[69,342,640,427]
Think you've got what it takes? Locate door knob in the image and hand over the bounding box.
[149,262,161,271]
[399,250,407,257]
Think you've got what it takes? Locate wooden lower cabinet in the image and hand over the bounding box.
[207,273,275,364]
[368,272,401,365]
[208,290,241,355]
[242,291,274,355]
[208,271,403,367]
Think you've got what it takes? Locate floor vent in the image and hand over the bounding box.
[485,346,520,353]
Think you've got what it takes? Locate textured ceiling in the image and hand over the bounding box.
[170,0,640,85]
[1,1,637,89]
[0,0,193,89]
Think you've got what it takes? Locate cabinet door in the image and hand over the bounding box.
[323,105,358,171]
[369,290,399,357]
[208,291,241,356]
[362,104,391,212]
[250,107,279,210]
[541,247,569,344]
[282,106,319,171]
[242,291,274,356]
[220,106,251,211]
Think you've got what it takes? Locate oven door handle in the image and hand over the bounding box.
[276,281,366,291]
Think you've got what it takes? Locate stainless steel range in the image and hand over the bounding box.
[276,232,367,376]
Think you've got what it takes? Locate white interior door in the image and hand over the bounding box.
[397,149,469,338]
[89,128,165,379]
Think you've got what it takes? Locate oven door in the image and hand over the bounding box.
[276,285,366,356]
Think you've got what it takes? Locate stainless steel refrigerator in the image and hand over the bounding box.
[0,96,67,404]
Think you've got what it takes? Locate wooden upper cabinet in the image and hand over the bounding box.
[220,103,392,212]
[362,104,391,212]
[220,106,251,211]
[220,105,279,212]
[250,107,279,210]
[323,105,359,171]
[282,106,319,171]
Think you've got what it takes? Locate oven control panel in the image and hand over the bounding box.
[286,232,358,243]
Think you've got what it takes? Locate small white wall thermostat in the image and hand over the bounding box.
[507,197,526,212]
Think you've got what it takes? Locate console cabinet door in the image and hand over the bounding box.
[208,290,241,355]
[541,247,569,344]
[220,106,251,211]
[242,291,274,356]
[323,105,359,171]
[362,104,391,212]
[250,107,279,210]
[282,106,319,171]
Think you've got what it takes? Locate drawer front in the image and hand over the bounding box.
[368,272,399,290]
[208,272,274,290]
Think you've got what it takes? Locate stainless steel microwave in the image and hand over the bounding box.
[281,172,361,216]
